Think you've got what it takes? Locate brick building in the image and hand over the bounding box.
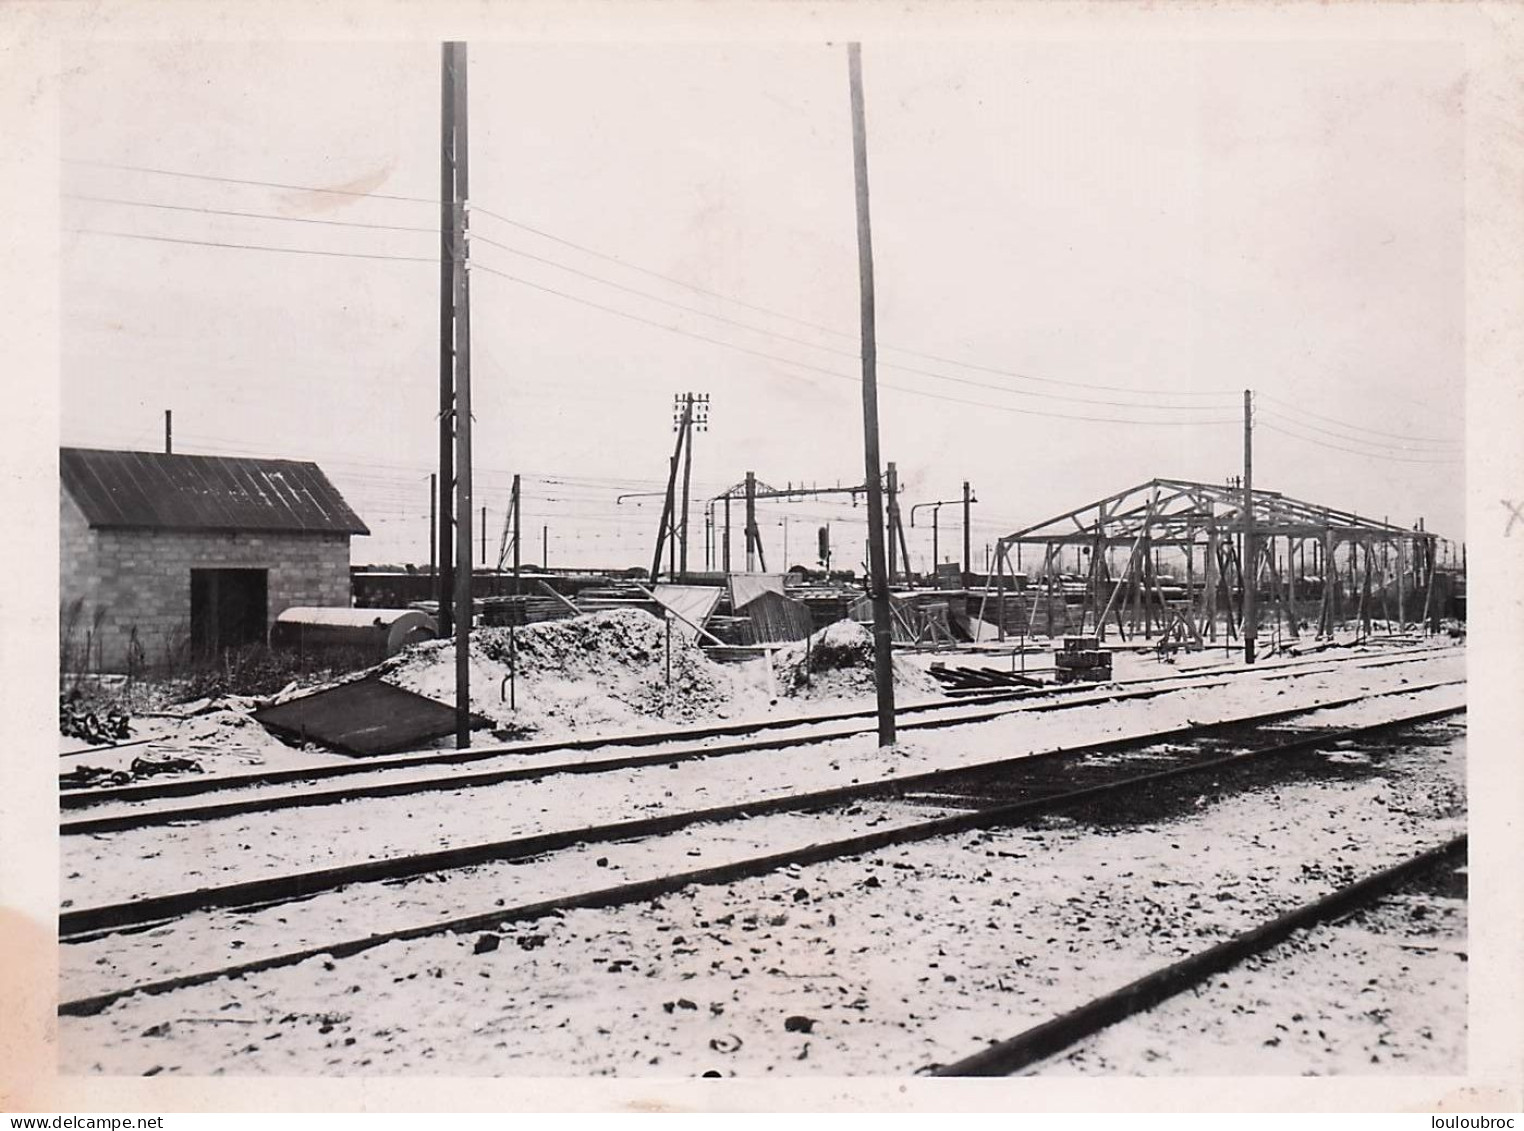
[60,447,369,672]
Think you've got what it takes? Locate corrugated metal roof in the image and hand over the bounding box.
[60,447,369,535]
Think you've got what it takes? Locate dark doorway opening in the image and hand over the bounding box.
[191,568,269,656]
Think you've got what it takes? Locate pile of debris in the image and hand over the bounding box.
[60,754,204,791]
[381,607,755,738]
[59,693,131,745]
[770,620,945,702]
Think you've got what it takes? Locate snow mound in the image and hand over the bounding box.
[380,607,747,738]
[771,620,944,701]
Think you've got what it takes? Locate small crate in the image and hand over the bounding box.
[1053,641,1112,684]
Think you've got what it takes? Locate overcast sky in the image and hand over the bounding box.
[59,38,1466,570]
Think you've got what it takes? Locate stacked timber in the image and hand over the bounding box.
[574,586,660,617]
[1053,635,1111,683]
[737,590,814,644]
[477,595,578,627]
[795,592,855,631]
[704,615,755,646]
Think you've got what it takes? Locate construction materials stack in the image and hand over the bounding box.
[1053,635,1112,684]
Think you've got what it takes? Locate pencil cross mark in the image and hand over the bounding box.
[1504,499,1524,537]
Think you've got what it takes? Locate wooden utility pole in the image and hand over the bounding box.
[962,480,973,582]
[848,42,895,747]
[429,473,437,577]
[1242,388,1256,664]
[1397,535,1407,629]
[885,462,900,583]
[436,44,458,640]
[164,410,172,455]
[745,471,759,571]
[511,474,521,587]
[448,40,474,748]
[723,495,732,573]
[650,453,677,582]
[679,393,695,576]
[650,398,691,583]
[995,541,1007,643]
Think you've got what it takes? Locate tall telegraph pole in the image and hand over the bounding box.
[436,46,457,639]
[679,394,694,575]
[511,473,521,587]
[848,43,895,747]
[677,393,709,575]
[962,480,973,582]
[440,41,475,746]
[650,394,693,583]
[1243,388,1256,664]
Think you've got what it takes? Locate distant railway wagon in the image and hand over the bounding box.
[270,607,437,663]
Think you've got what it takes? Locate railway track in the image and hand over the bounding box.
[59,699,1464,1019]
[61,652,1462,837]
[933,640,1443,697]
[931,835,1467,1076]
[60,685,1460,935]
[59,641,1450,813]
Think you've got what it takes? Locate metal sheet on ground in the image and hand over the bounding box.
[252,678,476,757]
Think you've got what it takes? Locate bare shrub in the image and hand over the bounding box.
[59,597,85,694]
[176,643,377,702]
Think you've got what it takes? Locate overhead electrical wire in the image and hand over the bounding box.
[1257,421,1463,465]
[70,162,1458,442]
[468,200,1236,401]
[471,259,1238,428]
[68,164,1233,408]
[1257,407,1462,455]
[470,228,1227,413]
[105,428,725,493]
[64,192,439,234]
[1257,392,1460,448]
[69,164,1455,453]
[69,184,1226,412]
[64,158,438,205]
[69,207,1227,419]
[69,228,437,264]
[467,202,847,330]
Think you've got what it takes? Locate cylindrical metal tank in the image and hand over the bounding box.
[271,607,437,662]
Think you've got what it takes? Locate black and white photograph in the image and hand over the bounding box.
[3,0,1523,1115]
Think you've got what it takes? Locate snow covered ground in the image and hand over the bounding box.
[57,616,1452,785]
[61,648,1463,910]
[60,720,1464,1077]
[1032,875,1467,1076]
[57,636,1465,1077]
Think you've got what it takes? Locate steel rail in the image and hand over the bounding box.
[60,643,1451,811]
[939,647,1444,698]
[58,704,1464,1016]
[64,692,1461,936]
[60,670,1464,837]
[932,835,1467,1076]
[60,687,1040,810]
